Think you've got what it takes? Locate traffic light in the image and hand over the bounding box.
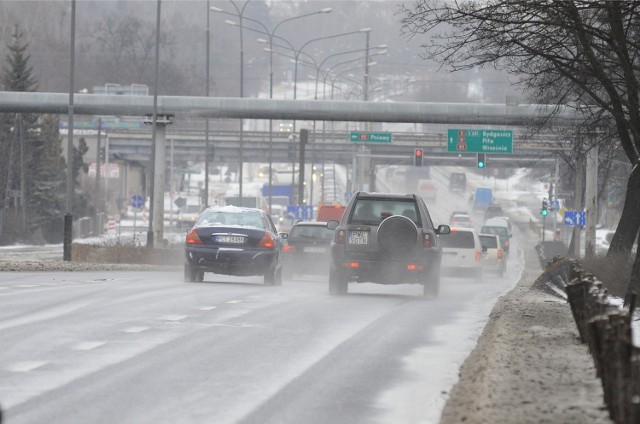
[477,153,486,168]
[540,198,549,216]
[414,148,423,166]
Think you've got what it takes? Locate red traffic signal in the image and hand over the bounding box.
[414,148,423,166]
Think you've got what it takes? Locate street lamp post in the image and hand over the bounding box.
[211,1,250,199]
[204,0,211,208]
[210,6,331,212]
[235,9,331,213]
[267,28,372,206]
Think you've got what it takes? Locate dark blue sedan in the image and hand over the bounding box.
[184,206,284,285]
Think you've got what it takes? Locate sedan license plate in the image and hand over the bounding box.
[348,230,368,245]
[303,246,326,253]
[214,235,246,244]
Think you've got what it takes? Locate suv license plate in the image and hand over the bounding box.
[348,230,368,245]
[215,235,245,244]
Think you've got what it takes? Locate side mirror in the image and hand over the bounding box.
[278,232,288,240]
[436,224,451,235]
[327,220,339,230]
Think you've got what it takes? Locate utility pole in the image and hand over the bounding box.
[573,153,585,258]
[585,144,599,257]
[64,0,76,261]
[298,129,308,205]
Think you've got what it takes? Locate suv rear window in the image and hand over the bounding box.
[349,199,420,226]
[479,235,498,248]
[481,226,509,238]
[439,231,475,248]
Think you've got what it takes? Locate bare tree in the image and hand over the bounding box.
[400,0,640,297]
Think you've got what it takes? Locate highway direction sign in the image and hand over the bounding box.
[564,210,586,227]
[287,205,313,220]
[350,132,393,143]
[447,129,513,153]
[131,195,145,209]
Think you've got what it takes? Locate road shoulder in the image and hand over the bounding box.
[439,223,612,424]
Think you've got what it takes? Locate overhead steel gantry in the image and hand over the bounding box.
[0,91,582,246]
[0,91,582,125]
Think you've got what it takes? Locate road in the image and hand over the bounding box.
[0,256,524,424]
[0,167,533,424]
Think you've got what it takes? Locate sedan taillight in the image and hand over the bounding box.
[186,229,203,245]
[257,233,276,248]
[283,244,296,253]
[335,229,346,244]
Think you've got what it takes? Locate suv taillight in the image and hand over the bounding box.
[475,250,482,262]
[422,232,432,248]
[498,249,503,259]
[335,229,346,244]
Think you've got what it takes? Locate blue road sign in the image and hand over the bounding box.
[550,199,560,211]
[131,195,144,209]
[286,205,313,220]
[564,210,586,227]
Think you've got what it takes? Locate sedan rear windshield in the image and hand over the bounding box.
[196,210,270,229]
[349,199,420,226]
[289,225,335,240]
[439,231,475,248]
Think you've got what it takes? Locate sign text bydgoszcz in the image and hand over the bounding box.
[447,129,513,153]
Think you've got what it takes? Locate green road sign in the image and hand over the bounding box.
[447,129,513,153]
[350,131,393,143]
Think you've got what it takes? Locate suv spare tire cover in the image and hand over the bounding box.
[377,215,419,259]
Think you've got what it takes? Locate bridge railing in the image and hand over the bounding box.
[538,257,640,423]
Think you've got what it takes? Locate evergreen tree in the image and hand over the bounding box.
[28,115,66,243]
[72,137,92,218]
[0,26,38,243]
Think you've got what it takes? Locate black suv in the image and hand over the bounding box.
[484,203,503,221]
[449,172,467,192]
[327,192,450,296]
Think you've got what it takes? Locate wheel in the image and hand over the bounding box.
[329,267,348,295]
[377,215,419,259]
[184,263,196,282]
[283,266,294,282]
[423,266,440,297]
[474,270,483,283]
[196,270,205,282]
[274,266,283,286]
[264,264,279,286]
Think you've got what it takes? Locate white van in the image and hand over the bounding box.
[479,233,506,277]
[439,226,483,282]
[482,217,512,253]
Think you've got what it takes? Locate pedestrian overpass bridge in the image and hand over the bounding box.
[0,91,579,168]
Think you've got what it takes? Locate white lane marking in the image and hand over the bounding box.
[0,287,9,290]
[123,326,150,333]
[161,315,187,321]
[16,284,40,288]
[8,361,47,372]
[200,306,217,311]
[73,341,105,351]
[226,300,241,304]
[212,323,262,328]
